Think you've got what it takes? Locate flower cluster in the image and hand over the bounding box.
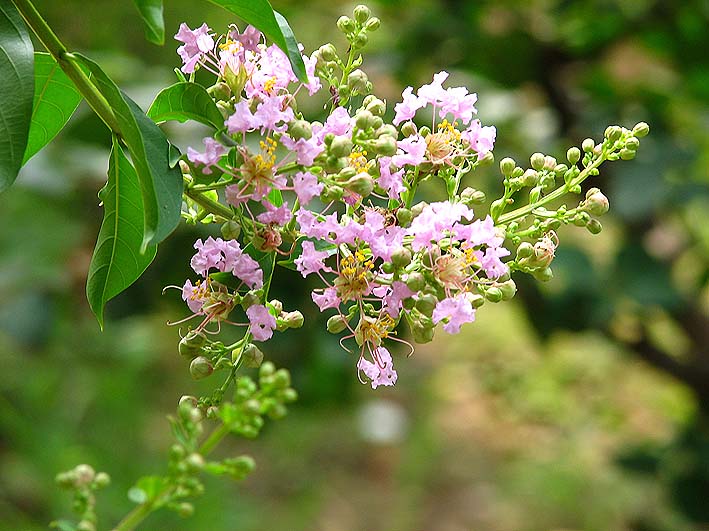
[171,5,647,390]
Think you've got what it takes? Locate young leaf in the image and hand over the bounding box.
[206,0,307,83]
[0,2,34,192]
[23,53,82,164]
[147,82,224,129]
[74,53,183,248]
[132,0,165,45]
[86,136,158,329]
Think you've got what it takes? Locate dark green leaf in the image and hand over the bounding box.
[23,53,82,164]
[132,0,165,45]
[206,0,307,83]
[147,82,223,129]
[86,137,157,329]
[0,2,34,192]
[74,53,183,248]
[49,520,77,531]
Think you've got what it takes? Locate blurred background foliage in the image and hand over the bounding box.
[2,0,709,530]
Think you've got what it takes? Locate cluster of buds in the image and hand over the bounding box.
[171,5,647,390]
[53,464,110,531]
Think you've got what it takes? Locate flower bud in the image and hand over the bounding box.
[177,502,195,518]
[94,472,111,489]
[411,201,428,218]
[207,81,231,101]
[320,184,345,203]
[586,219,602,234]
[573,212,591,226]
[521,169,539,187]
[625,136,640,151]
[418,125,431,137]
[405,271,425,292]
[330,136,353,157]
[533,267,554,282]
[355,109,375,130]
[566,146,581,164]
[365,97,386,116]
[223,62,247,97]
[185,453,205,472]
[364,16,381,31]
[582,138,595,152]
[376,124,398,138]
[77,521,96,531]
[353,4,371,23]
[220,220,241,240]
[604,125,622,142]
[483,286,503,303]
[530,152,545,171]
[400,121,417,137]
[348,69,370,94]
[344,173,374,197]
[460,187,486,205]
[477,150,495,167]
[391,247,412,268]
[179,395,198,409]
[352,31,369,49]
[74,464,95,487]
[274,368,291,389]
[240,343,264,368]
[327,314,349,334]
[318,43,337,61]
[543,156,557,171]
[619,148,636,160]
[260,361,276,380]
[337,15,355,33]
[281,310,304,329]
[632,122,650,137]
[179,331,207,359]
[190,356,214,380]
[410,312,435,344]
[288,119,313,140]
[396,208,413,226]
[415,293,438,316]
[373,136,397,156]
[500,157,516,176]
[516,241,534,259]
[584,188,609,216]
[497,280,517,300]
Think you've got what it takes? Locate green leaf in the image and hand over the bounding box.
[23,53,82,164]
[74,53,183,248]
[132,0,165,45]
[86,137,157,329]
[0,2,34,192]
[147,82,224,129]
[206,0,307,83]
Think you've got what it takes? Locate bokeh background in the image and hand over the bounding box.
[2,1,709,530]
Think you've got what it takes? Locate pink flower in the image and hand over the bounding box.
[381,281,415,317]
[187,137,226,174]
[407,201,476,251]
[175,23,214,74]
[280,136,323,166]
[357,347,398,389]
[392,135,427,167]
[257,201,292,225]
[311,286,340,311]
[303,52,322,95]
[226,101,258,133]
[438,86,478,125]
[230,253,263,289]
[292,171,323,205]
[432,294,476,334]
[182,279,207,313]
[478,246,510,279]
[461,119,496,156]
[247,304,277,341]
[253,94,294,132]
[322,106,352,137]
[230,25,261,53]
[294,240,330,277]
[378,157,406,199]
[393,86,425,125]
[191,237,225,275]
[417,71,449,105]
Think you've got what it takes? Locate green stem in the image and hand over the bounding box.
[498,154,607,224]
[12,0,122,133]
[184,185,235,220]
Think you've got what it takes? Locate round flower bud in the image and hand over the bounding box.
[497,280,517,300]
[516,241,534,259]
[55,471,76,488]
[319,43,337,61]
[269,299,284,314]
[582,138,595,152]
[376,124,398,138]
[584,188,609,216]
[530,152,545,171]
[241,343,264,368]
[586,219,603,234]
[207,82,231,101]
[365,16,380,31]
[391,247,412,268]
[348,69,370,94]
[338,167,357,181]
[625,136,640,151]
[185,453,205,472]
[327,314,349,334]
[74,464,95,487]
[220,220,241,240]
[411,314,435,344]
[330,136,353,158]
[619,148,636,160]
[344,173,374,197]
[543,156,557,171]
[288,119,313,140]
[352,32,369,49]
[353,4,371,23]
[533,267,554,282]
[260,361,276,379]
[373,136,397,156]
[478,151,495,167]
[282,388,298,402]
[469,293,485,308]
[274,368,291,389]
[355,109,375,130]
[337,15,355,33]
[483,286,503,303]
[190,356,214,380]
[400,121,417,137]
[320,184,344,203]
[405,271,425,292]
[415,293,438,316]
[282,310,304,329]
[521,169,539,187]
[604,125,622,142]
[500,157,516,176]
[460,187,486,205]
[573,212,591,226]
[566,146,581,164]
[632,122,650,137]
[94,472,111,489]
[366,97,386,116]
[216,100,233,120]
[177,502,195,518]
[77,521,96,531]
[179,331,206,359]
[179,395,198,409]
[396,208,413,226]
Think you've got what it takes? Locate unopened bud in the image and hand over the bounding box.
[497,280,517,300]
[625,136,640,151]
[632,122,650,137]
[330,136,353,157]
[543,155,557,171]
[178,395,198,409]
[460,187,486,205]
[400,121,417,137]
[405,271,425,292]
[355,109,375,130]
[318,43,337,61]
[365,97,386,116]
[177,502,194,518]
[391,247,412,268]
[415,293,438,316]
[584,188,609,216]
[337,16,355,33]
[533,267,554,282]
[348,69,369,93]
[582,138,595,152]
[185,453,205,472]
[373,136,397,156]
[344,173,374,196]
[352,32,370,50]
[521,169,539,187]
[240,343,264,368]
[604,125,622,142]
[530,152,545,171]
[281,310,304,329]
[327,314,349,334]
[320,184,344,202]
[483,286,503,303]
[586,219,603,234]
[179,331,207,359]
[619,148,636,160]
[364,17,381,31]
[396,207,413,226]
[190,356,213,380]
[500,157,516,176]
[516,241,534,259]
[288,119,312,140]
[354,4,371,23]
[220,220,241,240]
[74,464,96,487]
[207,81,231,101]
[566,147,581,164]
[94,472,111,489]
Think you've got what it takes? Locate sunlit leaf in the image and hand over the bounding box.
[132,0,165,45]
[147,81,224,129]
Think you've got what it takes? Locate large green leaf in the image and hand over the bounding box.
[23,52,82,164]
[74,53,183,249]
[132,0,165,45]
[147,82,224,129]
[206,0,307,83]
[87,136,157,329]
[0,1,34,192]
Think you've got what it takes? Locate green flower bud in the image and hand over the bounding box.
[376,124,398,138]
[319,43,337,61]
[582,138,595,152]
[327,314,349,334]
[223,62,248,97]
[259,361,276,379]
[566,147,581,164]
[269,299,284,314]
[330,136,353,158]
[55,471,76,488]
[348,69,370,93]
[353,4,371,23]
[632,122,650,137]
[179,395,198,409]
[410,312,435,344]
[355,109,375,130]
[521,169,539,187]
[573,212,591,226]
[240,343,264,368]
[216,100,233,119]
[554,163,568,176]
[478,151,495,167]
[281,310,304,329]
[391,247,412,268]
[419,125,431,137]
[619,148,636,160]
[321,184,345,203]
[337,16,355,34]
[365,17,380,31]
[282,387,298,402]
[352,32,369,49]
[533,267,554,282]
[177,502,195,518]
[586,219,603,234]
[543,156,558,171]
[288,119,313,140]
[396,208,413,226]
[500,157,516,176]
[207,81,231,101]
[460,187,486,205]
[273,368,291,389]
[240,291,259,310]
[497,280,517,300]
[530,152,545,171]
[373,136,397,156]
[77,521,96,531]
[74,464,95,486]
[625,136,640,151]
[94,472,110,489]
[490,198,505,220]
[484,286,503,303]
[179,331,207,359]
[185,453,205,472]
[415,293,438,316]
[366,97,386,116]
[220,220,241,240]
[584,188,609,216]
[344,173,374,197]
[227,455,256,479]
[405,271,425,292]
[190,356,214,380]
[411,201,428,218]
[516,241,534,259]
[338,166,357,181]
[469,293,485,308]
[400,121,417,137]
[604,125,622,142]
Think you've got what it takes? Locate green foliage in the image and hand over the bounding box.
[23,52,82,164]
[147,82,224,129]
[0,1,33,192]
[132,0,165,45]
[74,53,183,250]
[206,0,307,83]
[86,137,157,329]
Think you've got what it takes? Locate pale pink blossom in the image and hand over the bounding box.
[187,137,226,174]
[294,241,330,277]
[432,294,476,334]
[247,304,277,341]
[357,347,398,389]
[175,23,214,73]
